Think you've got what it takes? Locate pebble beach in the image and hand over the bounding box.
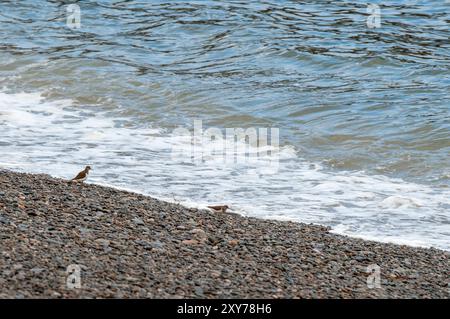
[0,169,448,299]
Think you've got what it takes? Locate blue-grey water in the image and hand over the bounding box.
[0,1,449,250]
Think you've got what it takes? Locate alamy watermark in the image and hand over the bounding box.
[66,264,82,289]
[171,120,280,174]
[66,4,81,29]
[366,4,381,29]
[366,264,381,289]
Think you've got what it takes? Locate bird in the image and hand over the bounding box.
[207,205,230,213]
[68,166,92,183]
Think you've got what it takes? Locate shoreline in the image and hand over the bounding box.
[0,169,448,298]
[6,167,442,252]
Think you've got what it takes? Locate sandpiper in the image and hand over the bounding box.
[69,166,92,183]
[207,205,230,213]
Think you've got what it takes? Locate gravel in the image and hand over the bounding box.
[0,169,448,298]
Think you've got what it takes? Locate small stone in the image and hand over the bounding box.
[355,256,368,262]
[393,267,406,275]
[182,239,199,245]
[132,217,145,226]
[125,275,139,282]
[30,267,45,275]
[95,239,110,247]
[95,212,105,218]
[194,287,204,296]
[228,239,239,246]
[208,236,220,246]
[0,216,9,224]
[78,227,91,236]
[191,228,206,235]
[16,271,26,280]
[13,264,23,271]
[150,241,164,249]
[191,228,207,241]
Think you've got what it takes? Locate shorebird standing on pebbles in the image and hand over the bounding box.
[69,166,92,183]
[207,205,230,213]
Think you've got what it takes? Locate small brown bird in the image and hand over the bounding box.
[207,205,230,213]
[69,166,92,183]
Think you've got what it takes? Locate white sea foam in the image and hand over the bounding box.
[1,91,449,250]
